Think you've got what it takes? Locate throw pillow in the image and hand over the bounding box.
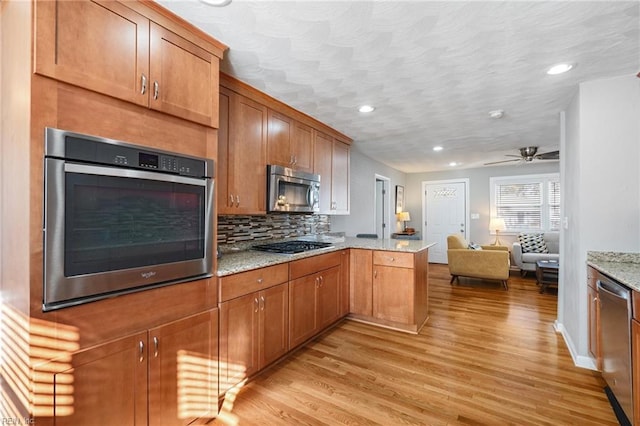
[518,233,549,253]
[468,243,483,250]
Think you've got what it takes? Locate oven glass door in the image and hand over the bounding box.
[64,164,206,276]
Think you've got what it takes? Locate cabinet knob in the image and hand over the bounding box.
[257,278,263,284]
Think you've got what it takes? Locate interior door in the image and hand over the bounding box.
[423,181,468,264]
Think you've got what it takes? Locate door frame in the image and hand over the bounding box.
[374,174,391,239]
[422,178,471,253]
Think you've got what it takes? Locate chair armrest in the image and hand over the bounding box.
[481,245,509,252]
[512,242,523,267]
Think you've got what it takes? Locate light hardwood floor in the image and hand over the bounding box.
[214,264,616,425]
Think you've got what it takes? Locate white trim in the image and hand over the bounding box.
[421,178,470,242]
[554,320,598,370]
[374,174,391,239]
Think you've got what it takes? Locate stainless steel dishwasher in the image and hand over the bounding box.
[597,271,633,424]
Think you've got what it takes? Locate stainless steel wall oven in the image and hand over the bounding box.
[43,128,214,311]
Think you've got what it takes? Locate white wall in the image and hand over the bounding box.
[331,148,406,236]
[560,73,640,368]
[405,162,559,245]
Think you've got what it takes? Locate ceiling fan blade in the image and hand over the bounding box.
[535,150,559,160]
[484,158,521,166]
[505,154,522,158]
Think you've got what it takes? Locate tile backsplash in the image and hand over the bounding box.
[217,214,330,245]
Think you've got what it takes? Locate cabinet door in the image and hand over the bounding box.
[267,110,293,168]
[289,275,318,348]
[45,331,148,426]
[332,141,350,214]
[220,293,260,392]
[218,87,233,213]
[34,0,149,106]
[373,266,414,324]
[260,283,289,367]
[229,93,268,214]
[313,131,333,214]
[587,284,601,369]
[317,266,341,330]
[633,319,640,426]
[149,22,219,127]
[149,310,219,425]
[350,249,373,316]
[339,250,351,316]
[292,121,314,173]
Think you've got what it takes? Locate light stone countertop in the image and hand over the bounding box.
[217,237,436,277]
[587,251,640,292]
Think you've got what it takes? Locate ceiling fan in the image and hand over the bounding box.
[484,146,560,165]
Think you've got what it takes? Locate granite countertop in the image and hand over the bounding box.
[587,251,640,292]
[217,237,436,277]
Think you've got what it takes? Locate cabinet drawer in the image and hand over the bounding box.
[290,251,341,280]
[633,291,640,320]
[373,251,414,268]
[219,263,289,302]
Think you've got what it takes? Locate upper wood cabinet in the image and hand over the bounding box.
[218,87,268,214]
[267,110,314,173]
[34,0,222,127]
[314,131,351,215]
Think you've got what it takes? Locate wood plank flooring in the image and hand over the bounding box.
[213,264,616,425]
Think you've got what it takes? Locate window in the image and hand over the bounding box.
[490,173,560,233]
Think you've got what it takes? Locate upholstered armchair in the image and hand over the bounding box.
[446,234,510,290]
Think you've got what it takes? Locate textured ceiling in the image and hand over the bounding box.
[159,0,640,173]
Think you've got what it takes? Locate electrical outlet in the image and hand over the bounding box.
[471,213,480,220]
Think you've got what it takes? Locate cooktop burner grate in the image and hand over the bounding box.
[252,240,333,254]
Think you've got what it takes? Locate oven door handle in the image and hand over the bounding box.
[64,163,207,186]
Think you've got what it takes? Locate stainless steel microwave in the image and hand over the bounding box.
[43,128,214,311]
[267,165,320,213]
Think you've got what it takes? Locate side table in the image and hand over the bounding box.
[535,260,559,294]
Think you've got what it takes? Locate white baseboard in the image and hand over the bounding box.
[554,320,597,371]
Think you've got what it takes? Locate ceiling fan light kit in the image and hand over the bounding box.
[489,109,505,119]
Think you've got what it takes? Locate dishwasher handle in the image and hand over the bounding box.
[597,279,631,300]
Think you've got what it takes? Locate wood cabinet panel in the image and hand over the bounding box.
[317,266,341,330]
[220,293,260,391]
[149,22,218,127]
[45,331,148,426]
[218,88,267,214]
[350,249,373,316]
[267,110,293,167]
[35,0,150,107]
[632,319,640,426]
[373,251,414,268]
[260,283,290,367]
[339,250,351,317]
[331,140,350,214]
[290,251,341,280]
[633,291,640,320]
[313,130,334,214]
[292,121,314,173]
[289,274,319,348]
[219,263,289,302]
[587,283,601,369]
[149,310,219,424]
[373,266,414,324]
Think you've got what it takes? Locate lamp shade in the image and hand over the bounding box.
[397,212,411,222]
[489,217,506,232]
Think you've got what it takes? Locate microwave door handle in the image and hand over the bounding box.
[306,186,312,208]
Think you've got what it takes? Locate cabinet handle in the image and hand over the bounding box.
[140,74,147,95]
[254,297,259,313]
[230,194,234,206]
[390,257,395,262]
[315,277,319,288]
[319,275,324,287]
[374,270,377,278]
[260,296,265,311]
[293,155,297,165]
[153,336,159,358]
[153,81,159,100]
[290,155,294,165]
[236,196,240,207]
[257,278,263,284]
[138,341,144,363]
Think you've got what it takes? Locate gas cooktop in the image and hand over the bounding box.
[252,240,334,254]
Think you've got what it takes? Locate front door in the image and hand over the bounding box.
[422,180,468,264]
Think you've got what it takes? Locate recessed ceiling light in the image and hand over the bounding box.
[489,109,504,119]
[433,146,443,152]
[547,63,574,75]
[199,0,232,6]
[358,105,375,113]
[449,162,458,167]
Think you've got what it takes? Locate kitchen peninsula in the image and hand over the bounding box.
[217,238,435,394]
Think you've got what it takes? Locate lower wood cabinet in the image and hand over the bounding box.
[633,318,640,426]
[587,267,601,369]
[339,249,351,317]
[289,252,342,349]
[38,309,219,426]
[219,282,288,393]
[349,249,429,334]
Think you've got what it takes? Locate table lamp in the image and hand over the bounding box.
[489,217,506,245]
[397,211,411,232]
